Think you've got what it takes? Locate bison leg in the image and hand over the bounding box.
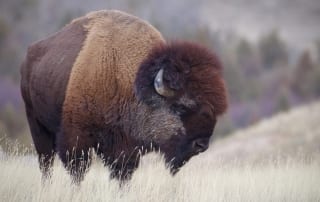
[71,149,92,184]
[26,110,56,179]
[57,133,93,184]
[60,148,93,184]
[107,151,141,183]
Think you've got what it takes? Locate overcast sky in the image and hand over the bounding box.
[201,0,320,48]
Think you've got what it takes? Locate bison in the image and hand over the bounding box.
[20,10,227,183]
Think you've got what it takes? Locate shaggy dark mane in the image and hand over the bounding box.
[135,41,228,115]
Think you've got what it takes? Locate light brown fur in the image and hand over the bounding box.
[62,10,165,148]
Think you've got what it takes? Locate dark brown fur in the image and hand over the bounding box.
[135,41,227,172]
[20,16,89,177]
[21,10,228,183]
[135,41,227,115]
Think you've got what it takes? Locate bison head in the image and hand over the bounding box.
[134,41,227,174]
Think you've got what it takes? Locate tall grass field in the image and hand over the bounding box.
[1,102,320,202]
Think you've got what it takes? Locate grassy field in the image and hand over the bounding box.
[0,152,319,202]
[1,102,320,202]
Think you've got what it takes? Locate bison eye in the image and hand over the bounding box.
[201,111,212,120]
[171,104,190,116]
[200,105,215,121]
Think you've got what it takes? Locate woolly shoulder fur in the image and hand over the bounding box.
[62,10,165,133]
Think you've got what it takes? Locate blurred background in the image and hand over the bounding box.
[0,0,320,149]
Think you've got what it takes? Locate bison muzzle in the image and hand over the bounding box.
[20,10,228,183]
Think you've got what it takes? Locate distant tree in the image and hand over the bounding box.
[236,38,261,77]
[258,30,288,69]
[297,50,314,71]
[291,50,316,99]
[0,17,9,46]
[275,87,290,112]
[0,48,20,81]
[189,26,214,46]
[311,65,320,97]
[236,39,253,66]
[58,10,83,28]
[0,103,27,139]
[221,50,246,102]
[316,39,320,64]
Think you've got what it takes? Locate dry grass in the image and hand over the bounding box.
[210,101,320,163]
[0,152,319,202]
[1,102,320,202]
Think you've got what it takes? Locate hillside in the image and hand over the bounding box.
[208,101,320,163]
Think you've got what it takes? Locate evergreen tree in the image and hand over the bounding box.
[258,30,288,69]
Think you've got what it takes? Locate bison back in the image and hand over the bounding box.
[20,16,89,134]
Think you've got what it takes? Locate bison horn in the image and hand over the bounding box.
[154,68,175,97]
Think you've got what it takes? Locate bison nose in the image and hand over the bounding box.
[192,138,209,154]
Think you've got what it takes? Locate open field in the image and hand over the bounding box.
[1,102,320,202]
[0,153,319,202]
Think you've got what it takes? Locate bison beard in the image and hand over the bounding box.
[20,10,227,184]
